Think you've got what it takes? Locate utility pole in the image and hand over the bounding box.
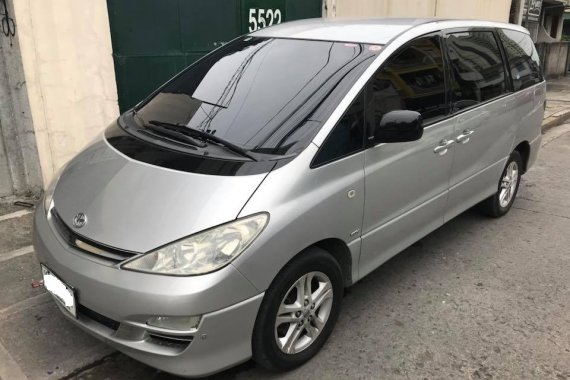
[525,0,531,27]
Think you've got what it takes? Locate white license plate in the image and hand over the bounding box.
[41,265,76,317]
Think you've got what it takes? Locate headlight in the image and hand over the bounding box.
[43,165,67,214]
[122,213,268,276]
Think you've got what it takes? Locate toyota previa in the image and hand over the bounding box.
[34,18,545,377]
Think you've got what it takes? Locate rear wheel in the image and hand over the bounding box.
[252,248,343,371]
[478,151,522,217]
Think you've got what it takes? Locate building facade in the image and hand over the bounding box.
[509,0,570,42]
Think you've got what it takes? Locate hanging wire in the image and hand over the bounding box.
[1,0,16,46]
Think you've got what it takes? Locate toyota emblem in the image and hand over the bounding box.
[72,213,87,228]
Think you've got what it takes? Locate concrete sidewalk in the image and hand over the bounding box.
[1,78,570,380]
[543,76,570,130]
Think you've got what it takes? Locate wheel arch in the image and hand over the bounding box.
[313,238,353,287]
[275,238,354,289]
[514,140,531,174]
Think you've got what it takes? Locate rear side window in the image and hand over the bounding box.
[446,31,507,110]
[498,29,543,91]
[366,34,448,126]
[313,92,365,167]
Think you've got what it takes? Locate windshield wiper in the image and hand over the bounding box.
[143,123,207,148]
[149,120,257,161]
[193,97,228,109]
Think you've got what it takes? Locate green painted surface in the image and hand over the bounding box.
[286,0,322,21]
[107,0,322,112]
[180,0,242,52]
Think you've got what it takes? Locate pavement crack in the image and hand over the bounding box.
[58,352,119,380]
[517,196,570,209]
[542,128,570,147]
[512,205,570,220]
[546,98,570,102]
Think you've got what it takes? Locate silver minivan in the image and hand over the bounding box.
[34,18,545,377]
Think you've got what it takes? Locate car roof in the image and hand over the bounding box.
[251,18,530,45]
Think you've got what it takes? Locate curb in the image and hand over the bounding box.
[541,108,570,132]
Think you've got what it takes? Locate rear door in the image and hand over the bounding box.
[359,33,456,278]
[497,28,545,141]
[443,29,513,221]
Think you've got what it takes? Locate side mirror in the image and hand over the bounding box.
[373,110,423,144]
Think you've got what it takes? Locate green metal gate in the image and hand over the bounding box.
[107,0,323,113]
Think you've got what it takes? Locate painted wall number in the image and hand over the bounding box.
[248,8,282,32]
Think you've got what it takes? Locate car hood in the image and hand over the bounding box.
[52,138,268,253]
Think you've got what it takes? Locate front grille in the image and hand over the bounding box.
[50,209,139,263]
[78,304,120,331]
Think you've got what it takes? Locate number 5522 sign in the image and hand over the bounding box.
[243,0,285,32]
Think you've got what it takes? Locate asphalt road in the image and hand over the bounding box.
[1,124,569,380]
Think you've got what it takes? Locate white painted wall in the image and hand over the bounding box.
[12,0,119,186]
[435,0,511,22]
[327,0,511,22]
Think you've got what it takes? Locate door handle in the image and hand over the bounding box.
[456,129,474,144]
[433,139,455,155]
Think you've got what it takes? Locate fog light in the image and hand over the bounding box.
[146,315,201,331]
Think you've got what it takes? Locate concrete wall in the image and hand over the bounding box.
[12,0,119,186]
[331,0,437,18]
[536,41,570,79]
[0,0,43,196]
[327,0,511,22]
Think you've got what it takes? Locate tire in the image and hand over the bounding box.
[478,150,523,218]
[252,247,344,372]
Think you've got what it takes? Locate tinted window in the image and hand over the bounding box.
[134,37,380,157]
[498,29,543,91]
[313,92,365,166]
[366,34,448,128]
[447,31,507,110]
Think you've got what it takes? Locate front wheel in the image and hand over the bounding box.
[478,150,522,217]
[252,248,343,371]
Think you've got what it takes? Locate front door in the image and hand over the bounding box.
[359,33,455,278]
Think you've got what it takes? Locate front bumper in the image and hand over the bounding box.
[33,208,264,377]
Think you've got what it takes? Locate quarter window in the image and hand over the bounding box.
[446,31,507,110]
[313,92,365,167]
[366,34,448,128]
[498,29,543,91]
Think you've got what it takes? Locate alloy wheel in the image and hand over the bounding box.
[499,161,519,208]
[274,271,334,354]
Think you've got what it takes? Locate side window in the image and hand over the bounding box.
[366,34,448,128]
[446,31,507,111]
[498,29,543,91]
[312,91,365,167]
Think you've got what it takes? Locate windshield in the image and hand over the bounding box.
[133,37,381,157]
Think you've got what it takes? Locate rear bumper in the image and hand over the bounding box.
[33,208,264,377]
